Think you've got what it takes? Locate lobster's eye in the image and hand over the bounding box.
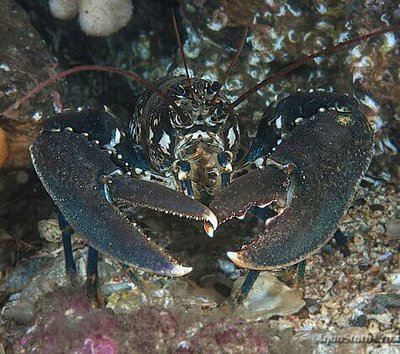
[208,81,221,94]
[214,107,223,116]
[175,85,186,97]
[170,111,193,129]
[205,105,227,126]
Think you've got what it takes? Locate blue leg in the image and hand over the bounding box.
[296,260,306,280]
[333,228,350,257]
[234,206,276,304]
[236,270,260,304]
[87,246,102,307]
[58,212,77,279]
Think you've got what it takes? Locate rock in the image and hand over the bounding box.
[304,298,321,315]
[232,272,305,320]
[37,219,62,243]
[351,313,368,327]
[0,0,58,168]
[386,270,400,287]
[385,219,400,240]
[369,293,400,314]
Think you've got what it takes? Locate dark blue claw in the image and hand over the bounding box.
[245,92,359,162]
[104,175,218,227]
[211,94,373,271]
[31,129,210,276]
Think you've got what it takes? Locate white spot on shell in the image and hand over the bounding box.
[159,131,171,153]
[275,115,282,129]
[227,127,236,149]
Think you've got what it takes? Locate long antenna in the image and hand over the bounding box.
[1,65,189,121]
[171,7,193,98]
[227,23,400,111]
[210,27,248,105]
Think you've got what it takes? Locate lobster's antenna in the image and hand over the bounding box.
[210,27,248,105]
[1,65,190,121]
[227,23,400,111]
[171,7,193,98]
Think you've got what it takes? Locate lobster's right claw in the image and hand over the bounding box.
[31,129,216,277]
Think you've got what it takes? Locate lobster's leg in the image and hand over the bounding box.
[236,270,260,305]
[58,212,77,280]
[87,246,102,307]
[333,229,350,257]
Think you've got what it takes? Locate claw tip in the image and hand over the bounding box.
[227,251,240,264]
[203,221,214,238]
[205,210,218,230]
[170,264,193,276]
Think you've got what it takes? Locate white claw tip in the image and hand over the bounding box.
[236,213,246,220]
[227,251,239,263]
[206,211,218,230]
[203,222,214,238]
[170,264,193,277]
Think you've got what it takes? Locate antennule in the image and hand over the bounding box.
[171,7,193,98]
[211,27,248,104]
[1,65,190,122]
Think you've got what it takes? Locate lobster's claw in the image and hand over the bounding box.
[209,166,290,223]
[210,107,373,270]
[31,129,216,276]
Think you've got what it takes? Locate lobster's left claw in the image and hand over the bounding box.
[31,129,216,277]
[209,165,290,224]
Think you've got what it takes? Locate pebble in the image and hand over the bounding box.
[385,219,400,240]
[377,252,393,263]
[386,270,400,286]
[351,313,368,327]
[218,259,236,274]
[304,298,320,314]
[370,293,400,314]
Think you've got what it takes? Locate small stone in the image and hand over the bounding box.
[377,252,393,263]
[358,262,371,271]
[304,298,320,314]
[351,313,368,327]
[367,319,380,336]
[218,259,236,274]
[385,219,400,240]
[353,234,365,251]
[37,219,62,243]
[386,270,400,286]
[370,293,400,314]
[370,204,385,212]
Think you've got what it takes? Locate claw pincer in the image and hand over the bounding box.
[31,109,216,279]
[211,93,373,270]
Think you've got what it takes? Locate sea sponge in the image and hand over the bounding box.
[49,0,79,20]
[49,0,133,36]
